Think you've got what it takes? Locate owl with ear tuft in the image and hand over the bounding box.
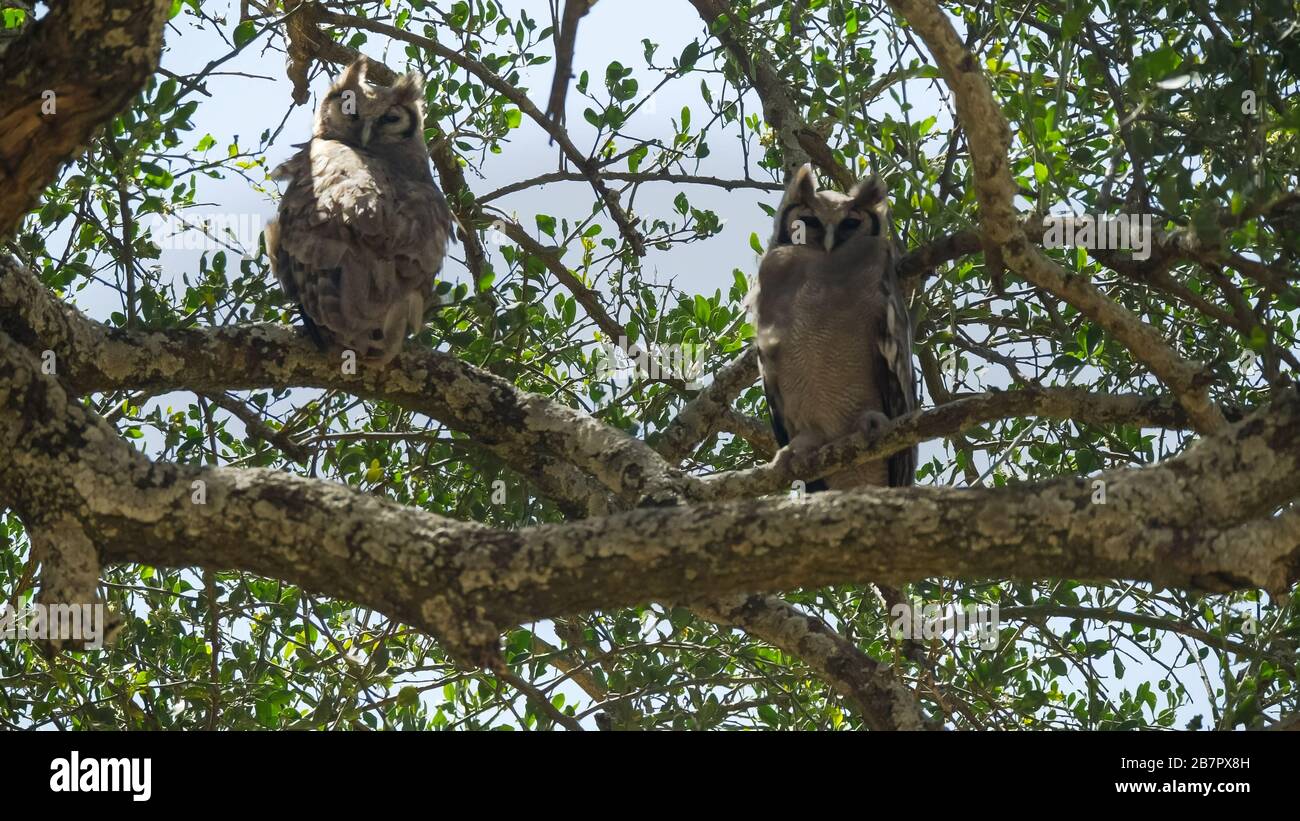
[750,163,918,490]
[265,56,452,366]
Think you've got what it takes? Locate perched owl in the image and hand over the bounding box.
[751,164,918,490]
[265,56,452,365]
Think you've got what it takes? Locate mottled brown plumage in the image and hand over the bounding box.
[265,56,451,365]
[751,164,917,490]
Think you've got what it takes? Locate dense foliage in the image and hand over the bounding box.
[1,0,1296,730]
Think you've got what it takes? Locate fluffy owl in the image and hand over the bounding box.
[751,164,918,490]
[265,56,452,365]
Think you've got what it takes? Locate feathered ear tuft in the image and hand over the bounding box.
[849,175,888,208]
[392,71,425,104]
[788,163,818,203]
[338,56,370,89]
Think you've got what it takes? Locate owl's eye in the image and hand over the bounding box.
[379,112,403,125]
[782,214,825,246]
[777,204,827,245]
[327,90,361,119]
[839,218,862,232]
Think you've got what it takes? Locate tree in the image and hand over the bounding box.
[0,0,1296,730]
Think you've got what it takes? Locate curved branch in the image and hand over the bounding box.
[0,256,684,508]
[4,323,1298,664]
[700,386,1239,499]
[693,594,933,729]
[884,0,1226,435]
[494,218,628,344]
[0,0,171,236]
[480,171,782,204]
[655,347,759,463]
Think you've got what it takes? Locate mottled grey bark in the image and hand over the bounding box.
[0,0,172,237]
[693,594,935,730]
[3,319,1298,668]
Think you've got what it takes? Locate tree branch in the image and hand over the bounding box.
[4,323,1298,672]
[701,386,1239,499]
[884,0,1227,435]
[0,255,685,509]
[689,0,853,186]
[0,0,172,236]
[693,594,933,729]
[308,5,647,256]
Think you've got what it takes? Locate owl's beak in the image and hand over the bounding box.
[823,231,836,252]
[360,120,374,147]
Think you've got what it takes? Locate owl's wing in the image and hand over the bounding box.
[762,366,790,450]
[753,246,830,492]
[269,139,452,364]
[875,244,918,487]
[760,358,830,492]
[753,247,795,450]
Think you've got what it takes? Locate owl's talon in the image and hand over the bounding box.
[769,446,795,475]
[857,410,892,440]
[770,431,826,476]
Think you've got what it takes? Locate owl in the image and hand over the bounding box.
[751,164,918,490]
[265,56,452,365]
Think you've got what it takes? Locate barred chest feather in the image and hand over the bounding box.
[767,277,884,441]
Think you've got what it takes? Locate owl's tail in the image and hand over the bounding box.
[298,308,327,350]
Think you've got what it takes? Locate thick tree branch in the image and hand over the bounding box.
[7,256,1289,728]
[0,0,171,236]
[2,259,905,727]
[4,324,1298,666]
[0,256,685,509]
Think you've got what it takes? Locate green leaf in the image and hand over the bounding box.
[397,686,420,708]
[627,144,648,173]
[693,295,711,323]
[678,41,700,70]
[233,20,257,49]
